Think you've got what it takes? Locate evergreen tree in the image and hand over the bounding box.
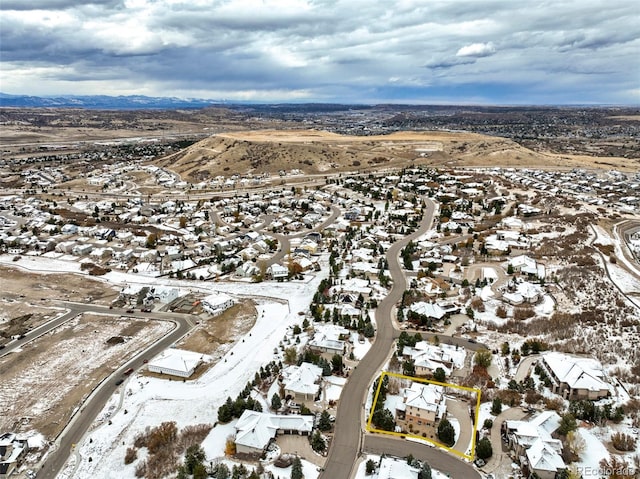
[291,456,304,479]
[211,463,230,479]
[365,459,376,475]
[331,354,344,374]
[418,461,432,479]
[491,398,502,415]
[193,463,207,479]
[271,393,282,411]
[476,437,493,460]
[372,408,396,431]
[433,367,446,383]
[310,430,326,453]
[184,445,206,474]
[318,410,332,431]
[437,419,456,447]
[218,397,234,423]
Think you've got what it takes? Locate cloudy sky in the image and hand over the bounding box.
[1,0,638,104]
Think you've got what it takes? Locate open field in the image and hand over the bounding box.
[0,313,172,439]
[0,265,119,342]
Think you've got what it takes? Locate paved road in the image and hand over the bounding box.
[263,205,341,267]
[321,200,437,479]
[365,435,480,479]
[0,308,79,357]
[34,304,194,479]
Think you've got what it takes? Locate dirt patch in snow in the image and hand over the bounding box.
[178,300,257,355]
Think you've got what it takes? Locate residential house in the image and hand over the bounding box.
[201,293,234,316]
[309,324,348,357]
[395,382,447,436]
[147,349,204,378]
[376,457,420,479]
[503,411,565,479]
[402,342,466,378]
[281,362,323,402]
[234,410,313,455]
[236,261,260,278]
[0,433,28,479]
[503,280,543,305]
[509,255,546,278]
[266,264,288,280]
[408,301,448,321]
[539,352,611,400]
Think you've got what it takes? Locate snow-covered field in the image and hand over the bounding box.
[56,270,328,479]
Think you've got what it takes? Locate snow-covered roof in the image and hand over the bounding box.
[542,352,609,392]
[506,411,562,450]
[147,348,204,375]
[202,292,234,309]
[377,457,419,479]
[409,301,446,319]
[402,341,466,371]
[398,382,446,420]
[234,411,313,451]
[282,362,322,396]
[526,439,565,473]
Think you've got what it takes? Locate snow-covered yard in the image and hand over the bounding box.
[57,271,328,479]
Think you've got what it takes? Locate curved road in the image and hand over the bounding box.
[266,205,341,267]
[320,200,481,479]
[34,304,194,479]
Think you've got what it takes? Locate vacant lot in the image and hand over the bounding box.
[0,314,172,439]
[177,300,257,355]
[0,265,119,341]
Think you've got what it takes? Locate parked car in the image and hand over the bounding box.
[126,309,134,313]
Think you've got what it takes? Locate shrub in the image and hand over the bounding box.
[496,305,508,318]
[146,421,178,455]
[513,306,535,320]
[496,389,522,407]
[470,296,485,312]
[225,436,236,456]
[611,432,636,451]
[483,419,494,429]
[178,424,213,451]
[544,397,564,411]
[135,462,146,478]
[124,447,137,465]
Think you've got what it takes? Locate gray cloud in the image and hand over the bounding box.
[0,0,638,104]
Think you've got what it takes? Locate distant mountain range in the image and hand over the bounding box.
[0,92,222,109]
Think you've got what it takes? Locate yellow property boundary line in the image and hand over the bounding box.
[366,371,482,461]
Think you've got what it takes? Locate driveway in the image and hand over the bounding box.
[514,354,539,382]
[447,398,474,456]
[276,434,325,467]
[482,407,528,475]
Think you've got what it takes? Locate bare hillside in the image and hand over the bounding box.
[154,129,631,180]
